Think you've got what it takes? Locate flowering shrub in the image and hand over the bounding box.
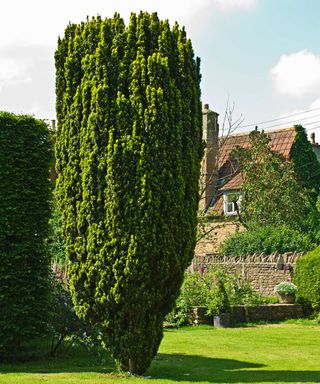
[274,282,297,296]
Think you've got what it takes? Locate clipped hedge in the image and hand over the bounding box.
[219,225,313,256]
[0,112,52,359]
[295,246,320,312]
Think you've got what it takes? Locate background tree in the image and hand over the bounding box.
[233,130,318,233]
[55,12,202,374]
[0,112,52,359]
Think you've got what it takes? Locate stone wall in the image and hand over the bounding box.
[195,221,242,254]
[230,304,304,323]
[189,304,304,326]
[191,252,304,296]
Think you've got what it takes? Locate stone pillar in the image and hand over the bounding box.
[199,104,219,211]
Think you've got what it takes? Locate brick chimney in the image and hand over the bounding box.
[200,104,219,211]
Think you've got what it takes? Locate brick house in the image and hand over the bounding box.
[200,105,320,218]
[196,105,320,258]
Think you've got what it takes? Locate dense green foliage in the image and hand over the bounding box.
[233,130,317,232]
[219,225,313,256]
[295,246,320,312]
[0,112,52,359]
[55,13,202,374]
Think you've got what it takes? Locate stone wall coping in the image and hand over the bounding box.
[194,252,304,265]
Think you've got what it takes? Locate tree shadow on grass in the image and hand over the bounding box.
[0,353,319,383]
[148,353,320,383]
[0,354,115,375]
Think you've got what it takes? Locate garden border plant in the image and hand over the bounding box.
[165,268,265,326]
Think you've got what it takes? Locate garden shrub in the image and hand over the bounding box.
[295,246,320,312]
[207,270,230,315]
[164,271,212,326]
[219,225,313,256]
[225,274,263,306]
[0,112,52,360]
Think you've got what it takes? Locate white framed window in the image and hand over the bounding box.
[223,192,241,216]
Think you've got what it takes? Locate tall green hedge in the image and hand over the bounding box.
[55,13,202,374]
[295,246,320,312]
[0,112,52,358]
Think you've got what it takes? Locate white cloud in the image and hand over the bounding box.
[0,58,33,88]
[0,43,55,119]
[0,0,256,119]
[0,0,257,46]
[212,0,256,12]
[271,50,320,97]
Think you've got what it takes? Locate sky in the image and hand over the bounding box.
[1,0,320,139]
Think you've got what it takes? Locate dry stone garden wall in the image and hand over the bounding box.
[191,252,304,296]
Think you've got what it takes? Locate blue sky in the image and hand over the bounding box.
[1,0,320,138]
[199,0,320,135]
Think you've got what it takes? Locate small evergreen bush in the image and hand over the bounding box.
[295,246,320,312]
[219,225,313,256]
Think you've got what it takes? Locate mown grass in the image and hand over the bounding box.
[0,322,319,383]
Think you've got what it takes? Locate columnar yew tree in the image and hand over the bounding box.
[0,112,52,358]
[55,13,202,374]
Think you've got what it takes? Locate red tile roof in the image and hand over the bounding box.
[218,127,296,168]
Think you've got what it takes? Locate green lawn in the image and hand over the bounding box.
[0,322,319,384]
